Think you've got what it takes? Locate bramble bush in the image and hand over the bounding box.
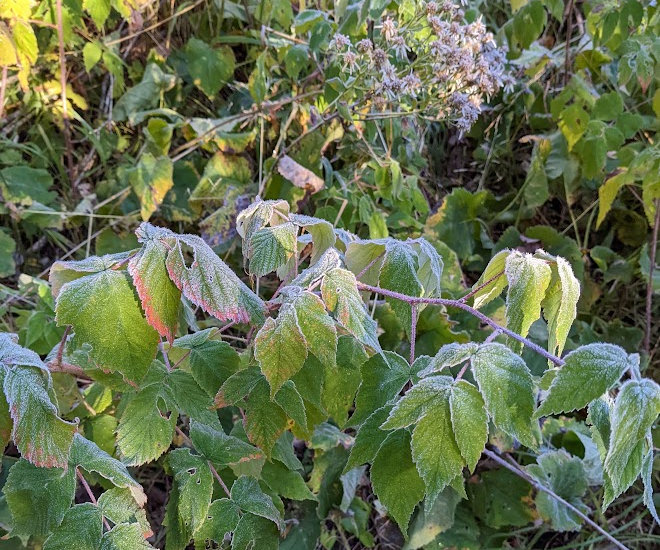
[0,0,659,549]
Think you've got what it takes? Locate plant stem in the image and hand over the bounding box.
[483,449,628,550]
[55,0,76,189]
[356,282,564,366]
[459,270,505,303]
[208,461,232,498]
[77,468,111,530]
[410,304,417,365]
[644,199,659,355]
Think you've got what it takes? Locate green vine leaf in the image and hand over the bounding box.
[471,343,539,448]
[193,499,240,547]
[55,268,160,383]
[289,214,336,264]
[231,513,280,550]
[129,224,181,343]
[100,522,155,550]
[604,379,660,507]
[42,503,103,550]
[504,251,552,352]
[4,458,76,539]
[541,256,580,357]
[243,378,288,456]
[4,366,77,468]
[371,429,425,535]
[165,448,214,549]
[254,303,308,396]
[117,383,178,466]
[248,222,298,277]
[419,342,479,377]
[163,229,265,325]
[190,420,263,467]
[345,405,392,472]
[536,344,632,417]
[98,488,153,538]
[471,250,509,309]
[230,475,285,531]
[449,380,488,473]
[321,268,381,352]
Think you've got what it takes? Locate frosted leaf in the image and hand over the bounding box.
[542,256,580,357]
[418,342,479,377]
[471,250,509,309]
[290,247,341,287]
[49,251,134,298]
[289,214,336,264]
[248,222,298,277]
[449,380,488,472]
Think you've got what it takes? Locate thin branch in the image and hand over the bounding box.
[459,270,505,304]
[483,449,629,550]
[355,252,385,281]
[644,199,659,355]
[0,67,7,120]
[208,461,232,498]
[356,282,564,367]
[77,468,111,530]
[159,341,172,371]
[47,359,90,379]
[410,304,417,365]
[55,0,76,188]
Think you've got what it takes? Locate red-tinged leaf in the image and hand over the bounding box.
[3,366,77,469]
[129,223,181,343]
[164,232,265,325]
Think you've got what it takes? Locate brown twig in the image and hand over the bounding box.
[483,449,629,550]
[356,282,564,367]
[208,461,232,498]
[55,0,76,188]
[644,199,660,355]
[0,67,8,120]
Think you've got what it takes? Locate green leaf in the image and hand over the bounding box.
[49,253,133,298]
[592,92,624,121]
[83,0,111,28]
[322,335,367,427]
[321,268,381,352]
[289,214,336,264]
[411,392,465,507]
[381,376,453,430]
[274,381,308,430]
[542,256,580,357]
[468,468,533,528]
[129,223,181,343]
[536,344,631,417]
[194,499,240,546]
[4,458,76,538]
[471,344,539,448]
[0,165,55,205]
[370,430,425,535]
[190,420,263,466]
[174,330,239,398]
[129,154,174,221]
[243,378,288,456]
[98,488,153,538]
[214,367,263,408]
[113,64,176,122]
[184,38,235,99]
[230,476,284,531]
[471,250,509,309]
[0,332,48,371]
[284,45,309,81]
[43,503,103,550]
[379,241,423,335]
[0,231,16,278]
[231,513,280,550]
[558,103,589,150]
[165,449,214,547]
[351,351,413,426]
[70,434,146,505]
[345,405,392,471]
[248,222,297,277]
[4,366,77,468]
[450,380,488,472]
[165,230,265,325]
[82,41,102,72]
[100,523,154,550]
[261,460,316,501]
[405,487,462,549]
[287,289,337,370]
[597,171,631,228]
[254,303,308,396]
[55,269,159,383]
[526,451,588,531]
[504,251,552,352]
[418,343,479,378]
[604,379,660,503]
[641,449,659,523]
[117,383,177,466]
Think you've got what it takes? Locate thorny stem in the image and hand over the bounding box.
[483,449,629,550]
[355,282,564,367]
[77,468,111,530]
[644,199,659,355]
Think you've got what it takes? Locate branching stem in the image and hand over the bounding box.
[356,282,564,367]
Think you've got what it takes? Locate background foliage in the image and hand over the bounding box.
[0,0,659,548]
